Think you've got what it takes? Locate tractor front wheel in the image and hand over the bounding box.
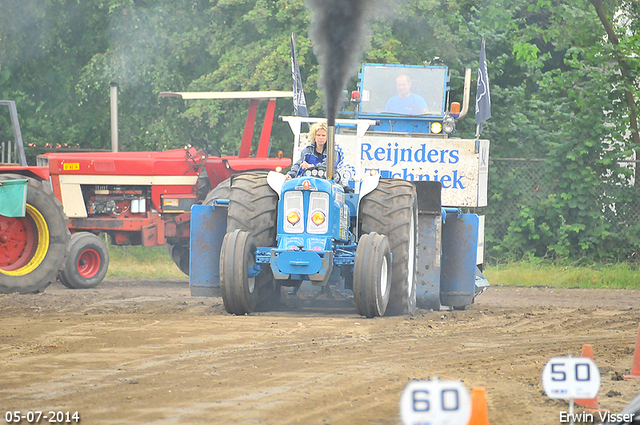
[353,232,392,318]
[220,229,259,315]
[361,179,417,315]
[59,232,109,289]
[226,173,278,311]
[0,176,69,294]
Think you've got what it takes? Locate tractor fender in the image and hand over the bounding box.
[356,173,380,216]
[266,171,287,198]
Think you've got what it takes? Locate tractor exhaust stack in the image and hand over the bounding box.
[327,124,335,180]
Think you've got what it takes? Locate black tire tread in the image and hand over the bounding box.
[226,173,278,311]
[220,229,258,314]
[353,232,391,318]
[167,243,189,276]
[227,173,277,247]
[166,178,233,276]
[361,179,417,315]
[203,178,231,206]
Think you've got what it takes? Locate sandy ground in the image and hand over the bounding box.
[1,278,640,425]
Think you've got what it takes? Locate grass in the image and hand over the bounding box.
[484,261,640,289]
[104,243,640,289]
[106,245,186,279]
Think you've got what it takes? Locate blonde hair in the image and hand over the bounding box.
[308,121,328,144]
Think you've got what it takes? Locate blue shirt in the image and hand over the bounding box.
[288,143,348,185]
[384,93,428,115]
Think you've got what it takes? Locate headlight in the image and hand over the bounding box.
[283,191,304,233]
[311,211,325,226]
[307,192,329,234]
[443,115,455,134]
[287,210,301,225]
[430,121,443,134]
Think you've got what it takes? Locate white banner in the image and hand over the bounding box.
[334,135,489,207]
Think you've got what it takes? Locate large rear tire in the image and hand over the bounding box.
[226,173,278,311]
[0,175,69,294]
[227,173,277,246]
[59,232,109,289]
[220,229,259,314]
[167,242,189,276]
[166,178,232,276]
[353,232,392,318]
[203,178,231,206]
[360,179,417,315]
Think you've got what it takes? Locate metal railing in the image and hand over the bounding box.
[0,100,27,166]
[1,140,16,164]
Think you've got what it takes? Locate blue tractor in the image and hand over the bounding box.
[218,167,419,317]
[190,63,489,316]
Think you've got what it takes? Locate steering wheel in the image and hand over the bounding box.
[297,164,327,179]
[298,165,345,185]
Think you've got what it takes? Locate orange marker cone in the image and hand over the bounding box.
[467,386,489,425]
[574,344,599,410]
[624,323,640,379]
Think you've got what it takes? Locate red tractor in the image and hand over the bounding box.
[0,92,292,293]
[0,100,69,294]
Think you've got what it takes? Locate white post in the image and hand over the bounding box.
[110,82,119,152]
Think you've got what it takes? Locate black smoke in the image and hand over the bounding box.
[306,0,377,126]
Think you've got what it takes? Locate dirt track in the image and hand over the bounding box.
[1,278,640,425]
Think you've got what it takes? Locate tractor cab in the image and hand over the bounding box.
[349,63,469,136]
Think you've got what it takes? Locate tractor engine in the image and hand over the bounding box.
[85,185,149,216]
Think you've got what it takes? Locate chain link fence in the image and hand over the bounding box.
[486,158,549,243]
[485,158,640,260]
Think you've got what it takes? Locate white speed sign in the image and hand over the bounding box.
[399,379,471,425]
[541,356,600,399]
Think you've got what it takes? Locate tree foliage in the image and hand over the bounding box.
[0,0,638,260]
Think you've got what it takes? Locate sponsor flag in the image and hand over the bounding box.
[291,33,308,117]
[475,38,491,136]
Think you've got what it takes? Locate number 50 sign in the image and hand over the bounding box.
[541,357,600,399]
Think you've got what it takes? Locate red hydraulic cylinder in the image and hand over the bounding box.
[239,99,259,158]
[256,99,277,158]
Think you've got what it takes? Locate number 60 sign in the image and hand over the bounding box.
[399,378,471,425]
[541,356,601,399]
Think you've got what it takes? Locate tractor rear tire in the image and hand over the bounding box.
[360,179,417,315]
[166,178,232,276]
[353,232,392,318]
[0,175,69,294]
[167,243,189,276]
[226,172,278,311]
[59,232,109,289]
[220,229,259,314]
[256,282,282,312]
[203,178,231,206]
[227,172,277,246]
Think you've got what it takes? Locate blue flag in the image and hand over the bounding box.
[475,39,491,135]
[291,33,308,117]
